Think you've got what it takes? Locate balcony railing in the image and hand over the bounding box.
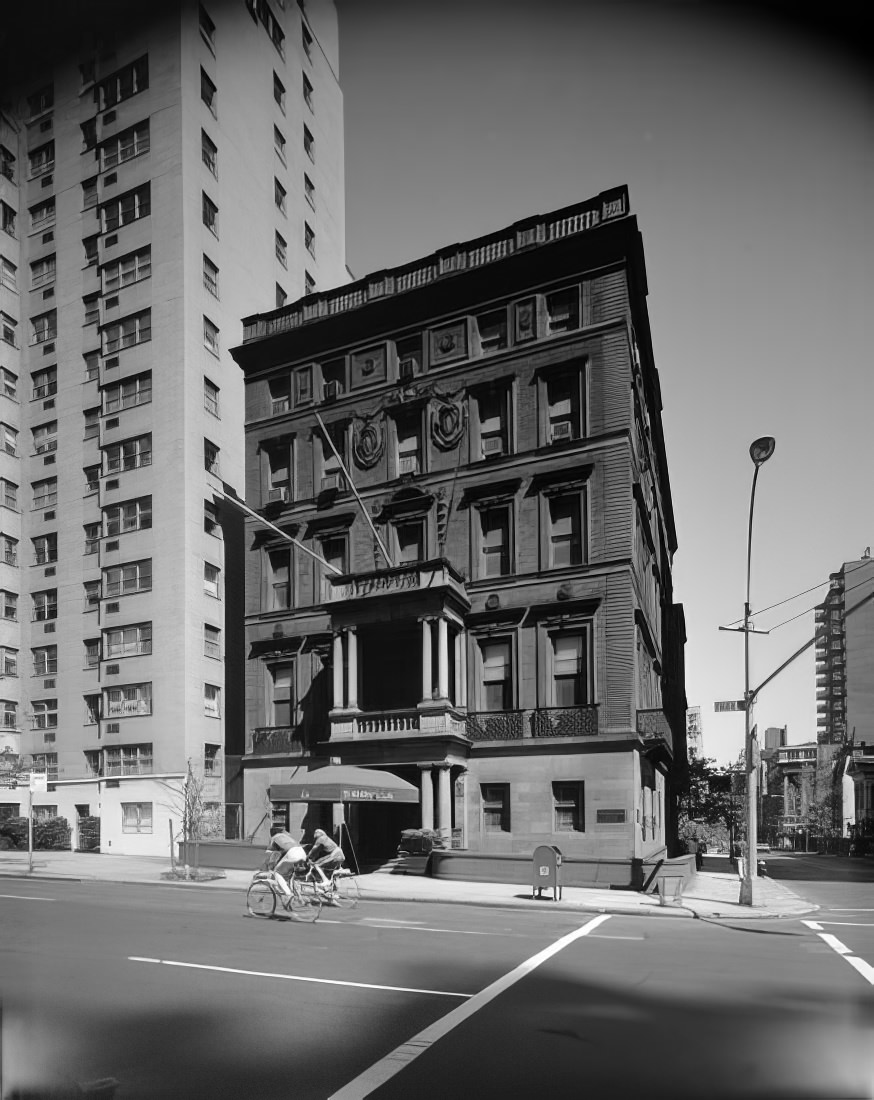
[250,726,310,757]
[354,710,420,735]
[465,705,599,742]
[104,759,153,776]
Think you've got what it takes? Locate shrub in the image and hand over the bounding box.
[34,816,71,850]
[0,816,28,849]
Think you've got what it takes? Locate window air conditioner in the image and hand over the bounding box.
[482,436,504,457]
[267,487,289,503]
[551,421,573,442]
[398,357,416,381]
[323,380,340,401]
[321,471,343,492]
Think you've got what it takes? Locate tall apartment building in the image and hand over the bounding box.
[0,0,345,853]
[232,186,688,887]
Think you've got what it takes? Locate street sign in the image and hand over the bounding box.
[715,700,746,713]
[29,772,47,793]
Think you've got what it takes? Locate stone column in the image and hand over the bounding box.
[421,618,433,702]
[437,616,449,700]
[783,774,789,818]
[436,763,452,844]
[419,764,434,830]
[458,630,467,707]
[346,627,358,710]
[332,631,344,709]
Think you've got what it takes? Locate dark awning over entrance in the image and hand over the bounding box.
[269,765,419,804]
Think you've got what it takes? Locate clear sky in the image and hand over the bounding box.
[334,1,873,765]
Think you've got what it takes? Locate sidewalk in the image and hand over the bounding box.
[0,850,816,920]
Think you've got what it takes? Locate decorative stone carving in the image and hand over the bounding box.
[431,399,466,450]
[352,418,384,469]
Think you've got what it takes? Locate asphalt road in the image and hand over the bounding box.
[1,859,872,1100]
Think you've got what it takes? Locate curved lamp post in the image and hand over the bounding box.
[740,435,776,906]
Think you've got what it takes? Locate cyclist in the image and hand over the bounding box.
[307,828,345,886]
[263,825,307,885]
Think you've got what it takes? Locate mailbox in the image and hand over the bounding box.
[532,844,563,901]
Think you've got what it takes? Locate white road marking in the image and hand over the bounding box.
[128,957,470,998]
[827,909,874,912]
[0,893,55,902]
[815,922,874,929]
[362,922,511,937]
[590,934,646,941]
[844,956,874,986]
[328,913,612,1100]
[800,923,874,988]
[802,920,823,931]
[819,934,852,955]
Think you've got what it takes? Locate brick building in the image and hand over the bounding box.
[231,186,687,886]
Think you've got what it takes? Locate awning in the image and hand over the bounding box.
[269,765,419,804]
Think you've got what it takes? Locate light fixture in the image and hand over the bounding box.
[749,436,776,467]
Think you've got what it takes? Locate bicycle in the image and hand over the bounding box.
[246,866,323,922]
[308,864,360,909]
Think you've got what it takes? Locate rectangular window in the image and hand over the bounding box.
[84,465,100,495]
[0,647,18,676]
[121,801,153,832]
[101,184,151,233]
[303,125,315,161]
[32,590,57,621]
[100,120,149,170]
[31,700,58,731]
[204,498,221,536]
[276,284,287,309]
[203,254,218,296]
[200,68,217,115]
[394,520,424,565]
[1,481,18,510]
[1,590,17,620]
[204,561,220,598]
[104,434,151,474]
[84,294,100,326]
[202,193,218,236]
[29,199,55,232]
[204,438,220,475]
[266,442,292,500]
[32,420,57,455]
[201,129,217,176]
[2,535,18,564]
[0,257,16,291]
[82,178,98,209]
[480,639,512,711]
[84,236,99,268]
[267,547,292,609]
[84,696,102,726]
[30,310,57,346]
[551,632,587,706]
[81,119,97,151]
[103,623,152,659]
[0,146,15,183]
[84,523,101,555]
[104,497,152,536]
[304,221,315,256]
[204,377,220,416]
[84,580,101,610]
[546,369,584,443]
[482,783,510,833]
[30,255,56,289]
[395,414,421,476]
[304,173,315,208]
[1,202,17,238]
[1,424,16,456]
[102,248,151,294]
[273,72,286,112]
[305,270,316,295]
[84,639,100,668]
[103,559,152,597]
[28,141,54,179]
[596,809,627,825]
[548,493,584,568]
[204,744,221,775]
[203,317,219,356]
[32,478,57,510]
[476,309,508,354]
[275,231,287,267]
[2,699,18,728]
[476,386,509,458]
[553,782,585,832]
[98,56,148,110]
[199,4,216,48]
[32,366,57,399]
[84,408,100,440]
[204,623,221,659]
[479,506,511,578]
[318,535,347,601]
[1,313,17,347]
[28,85,54,116]
[103,372,152,413]
[320,422,346,487]
[270,662,294,726]
[274,178,286,214]
[274,125,286,161]
[303,74,313,110]
[204,683,221,718]
[32,533,57,565]
[103,685,152,719]
[546,286,580,334]
[102,310,151,354]
[302,23,313,59]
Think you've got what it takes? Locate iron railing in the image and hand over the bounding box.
[250,726,310,757]
[465,706,599,742]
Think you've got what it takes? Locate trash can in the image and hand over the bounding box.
[532,844,563,901]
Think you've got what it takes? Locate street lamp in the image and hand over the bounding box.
[740,435,776,906]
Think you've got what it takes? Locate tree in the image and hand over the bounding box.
[677,755,741,852]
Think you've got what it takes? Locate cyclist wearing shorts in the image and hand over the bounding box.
[307,828,345,885]
[263,825,307,885]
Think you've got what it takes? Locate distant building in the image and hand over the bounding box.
[232,186,688,885]
[685,706,702,759]
[763,726,787,753]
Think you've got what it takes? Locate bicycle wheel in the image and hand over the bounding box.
[247,880,276,918]
[332,874,360,909]
[290,883,322,923]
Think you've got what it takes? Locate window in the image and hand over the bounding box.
[0,257,16,291]
[304,173,315,208]
[0,146,15,183]
[82,177,98,208]
[203,254,219,297]
[303,74,313,110]
[318,535,347,600]
[204,498,221,536]
[32,533,57,565]
[304,221,315,256]
[84,294,100,326]
[204,743,221,774]
[84,580,101,611]
[122,802,153,832]
[103,559,151,597]
[32,804,58,824]
[546,286,580,334]
[274,283,286,309]
[482,784,510,833]
[204,561,221,598]
[84,695,101,725]
[84,639,100,668]
[476,309,508,354]
[84,408,100,440]
[101,184,151,233]
[395,413,421,476]
[81,119,97,151]
[29,199,55,232]
[102,248,151,294]
[104,622,152,659]
[303,125,315,161]
[265,441,292,500]
[201,129,217,176]
[32,589,57,621]
[1,481,17,510]
[547,493,584,568]
[202,193,218,236]
[80,61,96,86]
[203,317,219,356]
[476,386,510,458]
[104,497,152,536]
[274,125,286,161]
[394,520,425,565]
[1,313,17,347]
[267,547,292,609]
[1,202,16,238]
[274,178,286,214]
[204,623,221,659]
[101,120,150,170]
[273,72,286,112]
[302,22,313,59]
[30,255,56,289]
[553,782,585,832]
[551,632,588,706]
[199,3,216,48]
[32,366,57,399]
[104,434,151,473]
[103,685,152,719]
[28,142,54,179]
[275,231,287,267]
[0,647,17,676]
[1,700,17,728]
[28,85,54,116]
[106,743,152,775]
[305,270,316,295]
[320,422,346,488]
[84,465,100,495]
[1,590,16,620]
[103,372,152,413]
[200,68,217,115]
[1,424,17,455]
[98,57,148,110]
[102,310,151,354]
[545,368,584,443]
[204,683,221,718]
[32,421,57,455]
[270,663,294,726]
[2,535,18,564]
[32,478,57,510]
[478,505,511,578]
[84,236,99,268]
[84,523,101,555]
[479,640,512,711]
[204,377,220,416]
[204,438,220,475]
[30,311,57,346]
